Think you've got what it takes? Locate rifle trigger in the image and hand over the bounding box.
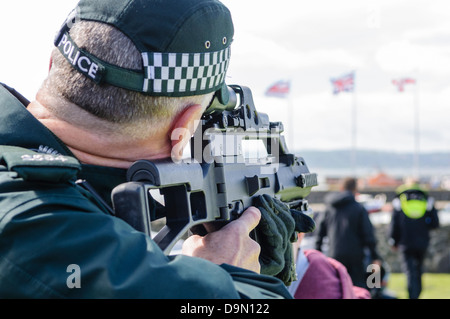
[274,172,281,193]
[245,175,260,196]
[245,175,271,196]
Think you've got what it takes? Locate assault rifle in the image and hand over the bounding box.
[111,85,318,254]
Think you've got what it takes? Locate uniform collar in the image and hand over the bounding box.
[0,84,73,157]
[0,84,128,205]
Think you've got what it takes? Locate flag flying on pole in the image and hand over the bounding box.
[265,80,290,98]
[392,77,416,92]
[330,71,355,94]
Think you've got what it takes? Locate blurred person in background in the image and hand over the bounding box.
[389,178,440,299]
[315,177,382,289]
[290,232,371,299]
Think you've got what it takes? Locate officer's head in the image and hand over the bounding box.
[39,0,233,141]
[396,180,429,219]
[341,177,358,193]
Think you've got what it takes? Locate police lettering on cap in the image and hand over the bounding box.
[56,33,103,83]
[54,0,233,102]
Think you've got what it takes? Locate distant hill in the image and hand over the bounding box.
[294,149,450,177]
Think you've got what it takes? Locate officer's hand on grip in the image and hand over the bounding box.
[182,207,262,273]
[253,194,316,286]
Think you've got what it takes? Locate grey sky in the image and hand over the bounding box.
[1,0,449,154]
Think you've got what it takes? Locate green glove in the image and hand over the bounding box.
[253,194,315,286]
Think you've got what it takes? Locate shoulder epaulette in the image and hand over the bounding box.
[0,145,80,183]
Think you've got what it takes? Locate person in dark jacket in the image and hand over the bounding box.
[389,179,440,299]
[315,177,381,288]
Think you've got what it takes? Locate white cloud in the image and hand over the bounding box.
[1,0,449,158]
[375,40,450,75]
[0,1,79,98]
[230,33,364,71]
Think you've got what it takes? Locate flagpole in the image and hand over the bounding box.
[288,95,294,149]
[413,79,420,178]
[392,76,419,178]
[264,79,292,146]
[351,90,357,176]
[330,71,357,175]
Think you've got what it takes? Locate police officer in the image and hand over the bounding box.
[0,0,307,298]
[389,178,440,299]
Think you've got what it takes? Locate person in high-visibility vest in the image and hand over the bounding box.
[389,179,440,299]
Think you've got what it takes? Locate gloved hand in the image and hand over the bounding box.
[253,194,315,286]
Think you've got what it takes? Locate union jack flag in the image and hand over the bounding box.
[265,80,290,98]
[330,72,355,95]
[392,77,416,92]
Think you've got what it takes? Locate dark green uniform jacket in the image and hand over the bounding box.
[0,84,290,299]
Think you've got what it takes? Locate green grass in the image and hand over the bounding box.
[386,273,450,299]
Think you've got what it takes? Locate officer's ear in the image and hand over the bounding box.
[169,104,204,161]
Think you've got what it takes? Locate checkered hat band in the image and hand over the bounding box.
[142,48,230,95]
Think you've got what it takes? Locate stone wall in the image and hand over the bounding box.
[307,190,450,204]
[308,190,450,273]
[374,224,450,273]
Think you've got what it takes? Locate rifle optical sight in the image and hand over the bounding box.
[205,86,239,115]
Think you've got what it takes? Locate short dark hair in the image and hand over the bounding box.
[44,21,213,121]
[41,21,213,138]
[342,177,357,192]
